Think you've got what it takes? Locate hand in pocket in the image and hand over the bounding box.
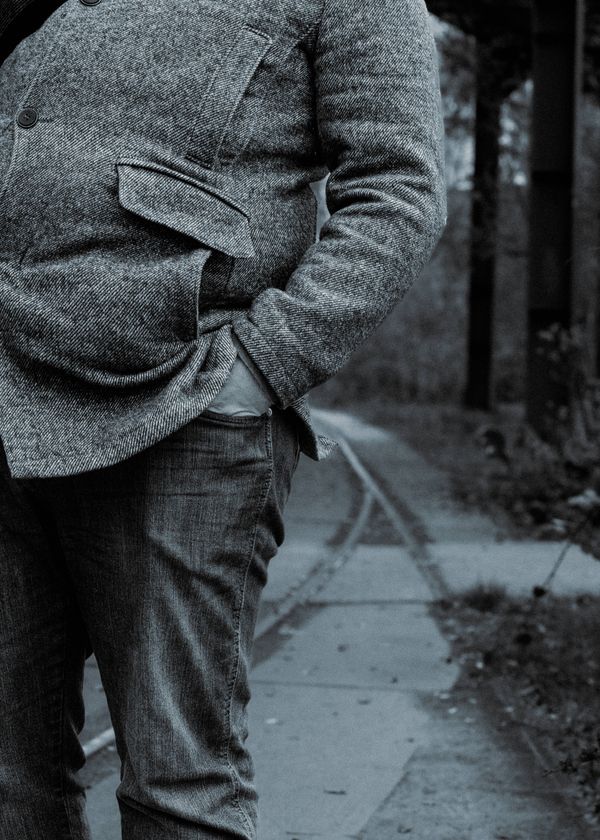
[206,353,273,416]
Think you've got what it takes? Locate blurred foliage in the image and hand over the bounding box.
[431,0,600,100]
[582,1,600,98]
[479,323,600,560]
[431,2,530,100]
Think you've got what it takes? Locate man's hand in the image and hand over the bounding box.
[206,353,273,417]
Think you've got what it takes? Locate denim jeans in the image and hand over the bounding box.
[0,404,300,839]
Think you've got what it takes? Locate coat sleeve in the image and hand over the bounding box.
[232,0,447,409]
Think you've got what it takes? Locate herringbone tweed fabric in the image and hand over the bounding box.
[0,0,446,477]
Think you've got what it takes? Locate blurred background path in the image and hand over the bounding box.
[81,408,599,839]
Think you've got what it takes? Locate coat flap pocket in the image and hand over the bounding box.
[116,161,256,258]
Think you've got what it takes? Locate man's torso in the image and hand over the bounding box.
[0,0,336,476]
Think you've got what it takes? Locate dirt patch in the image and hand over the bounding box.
[433,585,600,828]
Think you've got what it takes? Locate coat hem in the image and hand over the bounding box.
[2,390,338,479]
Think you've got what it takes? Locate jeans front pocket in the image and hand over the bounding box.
[199,407,273,426]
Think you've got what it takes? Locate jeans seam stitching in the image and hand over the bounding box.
[57,612,75,839]
[223,414,274,837]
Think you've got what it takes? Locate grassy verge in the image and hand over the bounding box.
[434,584,600,826]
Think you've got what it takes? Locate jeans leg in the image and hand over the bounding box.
[38,405,300,839]
[0,446,90,840]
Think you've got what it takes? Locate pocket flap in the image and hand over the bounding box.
[116,161,256,258]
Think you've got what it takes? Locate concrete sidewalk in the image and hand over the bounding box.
[317,407,600,600]
[85,408,599,838]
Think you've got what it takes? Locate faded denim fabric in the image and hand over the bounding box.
[0,0,446,479]
[0,404,300,839]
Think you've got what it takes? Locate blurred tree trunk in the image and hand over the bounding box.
[432,0,600,422]
[464,38,502,410]
[429,5,530,412]
[526,0,583,441]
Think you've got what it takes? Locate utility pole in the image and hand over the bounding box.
[526,0,584,440]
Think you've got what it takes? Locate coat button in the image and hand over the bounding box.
[79,0,101,5]
[17,107,38,128]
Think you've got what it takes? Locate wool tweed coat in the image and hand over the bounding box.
[0,0,447,478]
